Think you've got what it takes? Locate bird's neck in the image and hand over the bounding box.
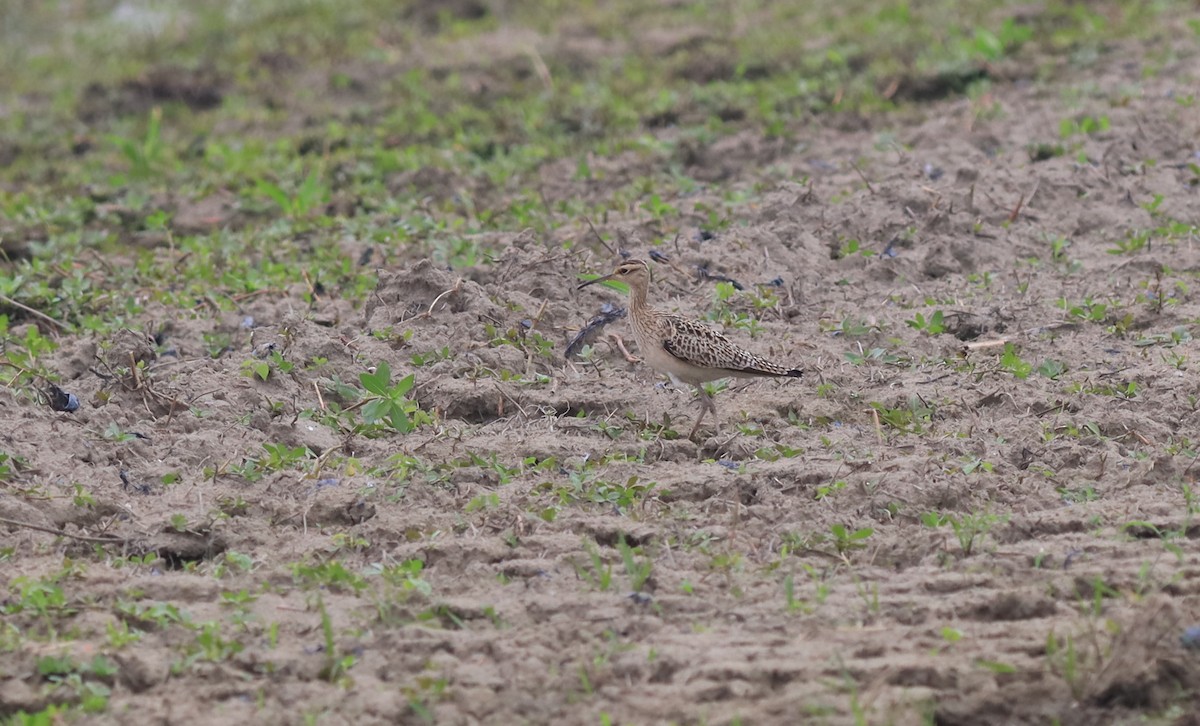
[628,281,649,312]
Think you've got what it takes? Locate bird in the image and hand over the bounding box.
[578,258,802,439]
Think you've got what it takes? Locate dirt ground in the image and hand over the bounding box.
[4,7,1200,726]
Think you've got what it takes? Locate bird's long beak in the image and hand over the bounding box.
[577,272,615,290]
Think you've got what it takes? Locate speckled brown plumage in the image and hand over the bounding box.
[657,316,803,381]
[578,258,803,438]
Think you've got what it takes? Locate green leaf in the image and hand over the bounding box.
[390,372,415,398]
[361,398,389,424]
[973,29,1003,60]
[921,512,947,528]
[255,179,290,211]
[360,362,391,396]
[387,404,412,433]
[37,655,75,676]
[975,659,1017,674]
[1038,359,1066,380]
[578,275,629,295]
[332,380,361,401]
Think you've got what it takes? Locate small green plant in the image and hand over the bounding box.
[782,564,830,615]
[870,397,934,435]
[255,167,330,219]
[4,577,71,617]
[291,561,369,594]
[317,595,356,685]
[174,621,245,673]
[1,325,59,387]
[617,536,653,592]
[976,658,1018,675]
[327,532,370,554]
[572,541,614,591]
[106,552,158,573]
[106,619,143,648]
[241,358,271,381]
[1037,359,1066,380]
[922,510,1008,556]
[1182,483,1200,518]
[829,524,873,557]
[1108,229,1151,255]
[101,423,139,443]
[260,442,314,472]
[358,362,424,434]
[545,473,656,514]
[958,457,993,475]
[1028,141,1066,161]
[906,310,946,335]
[202,332,233,359]
[113,600,188,630]
[1044,630,1105,701]
[373,558,433,597]
[782,573,807,614]
[109,106,166,179]
[37,654,116,713]
[0,451,23,482]
[6,704,69,724]
[835,238,875,259]
[814,479,846,500]
[1060,114,1111,138]
[1059,485,1099,504]
[241,349,293,381]
[853,574,880,615]
[754,444,804,462]
[404,674,449,722]
[465,492,500,513]
[220,589,259,607]
[845,347,902,366]
[625,411,680,441]
[411,346,452,366]
[1059,296,1110,324]
[967,18,1032,60]
[642,193,677,219]
[1047,236,1078,270]
[71,483,96,507]
[822,317,875,337]
[592,419,623,439]
[999,343,1032,379]
[1076,576,1119,618]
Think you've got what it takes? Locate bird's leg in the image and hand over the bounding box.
[607,333,641,364]
[688,386,718,440]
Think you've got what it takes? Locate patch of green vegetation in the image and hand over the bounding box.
[906,310,946,336]
[0,1,1193,722]
[0,451,26,482]
[540,470,657,514]
[291,560,369,594]
[870,397,934,435]
[922,510,1008,557]
[999,343,1033,379]
[36,653,116,713]
[782,564,831,615]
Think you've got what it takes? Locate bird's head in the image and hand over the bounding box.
[577,258,652,291]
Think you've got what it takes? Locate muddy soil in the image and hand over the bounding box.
[4,12,1200,726]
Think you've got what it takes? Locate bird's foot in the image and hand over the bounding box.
[608,333,641,364]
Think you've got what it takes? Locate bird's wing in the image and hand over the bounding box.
[661,316,800,377]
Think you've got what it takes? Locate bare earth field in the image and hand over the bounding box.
[3,2,1200,725]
